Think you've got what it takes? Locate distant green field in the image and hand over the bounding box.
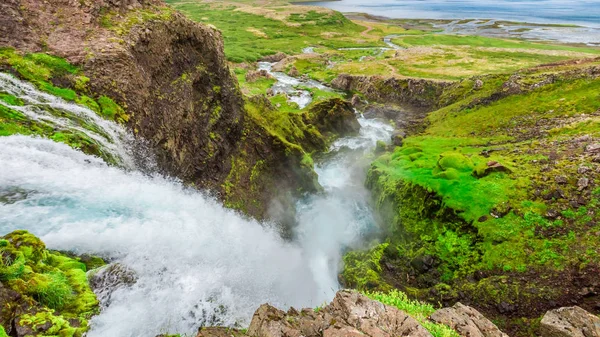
[165,1,372,62]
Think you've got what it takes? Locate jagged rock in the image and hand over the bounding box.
[540,306,600,337]
[578,165,591,174]
[556,175,568,184]
[89,263,137,306]
[260,52,287,63]
[585,143,600,153]
[351,94,362,106]
[288,66,300,77]
[429,303,508,337]
[392,130,407,147]
[245,69,274,83]
[305,98,360,137]
[330,74,450,110]
[546,209,560,219]
[475,161,511,178]
[192,327,246,337]
[247,290,432,337]
[578,177,590,191]
[474,79,484,90]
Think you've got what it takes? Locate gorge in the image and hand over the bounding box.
[1,0,600,336]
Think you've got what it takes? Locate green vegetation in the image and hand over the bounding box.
[342,61,600,334]
[100,5,174,35]
[0,48,128,122]
[0,48,128,163]
[165,0,382,62]
[365,290,460,337]
[0,231,101,336]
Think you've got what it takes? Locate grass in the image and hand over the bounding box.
[365,290,460,337]
[164,0,383,62]
[0,231,101,336]
[166,0,600,81]
[341,63,600,333]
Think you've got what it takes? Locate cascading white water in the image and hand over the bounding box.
[0,73,136,168]
[257,62,332,109]
[0,73,393,336]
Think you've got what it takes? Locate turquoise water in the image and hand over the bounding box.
[303,0,600,27]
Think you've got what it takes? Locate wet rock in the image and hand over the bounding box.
[540,306,600,337]
[351,94,362,107]
[585,143,600,153]
[306,98,360,137]
[474,79,484,90]
[247,290,432,337]
[193,327,246,337]
[555,175,568,184]
[89,263,137,306]
[429,302,508,337]
[577,177,590,191]
[245,69,273,83]
[288,66,300,77]
[260,52,287,63]
[392,130,407,147]
[577,165,591,174]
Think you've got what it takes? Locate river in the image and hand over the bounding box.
[0,73,392,336]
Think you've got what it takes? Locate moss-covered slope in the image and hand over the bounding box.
[343,58,600,336]
[0,231,101,337]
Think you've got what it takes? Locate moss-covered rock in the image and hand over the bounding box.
[0,231,100,337]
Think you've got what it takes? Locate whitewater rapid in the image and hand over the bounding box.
[0,74,393,336]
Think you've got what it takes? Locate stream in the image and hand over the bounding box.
[0,72,393,336]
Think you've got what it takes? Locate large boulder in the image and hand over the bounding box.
[429,303,508,337]
[540,306,600,337]
[247,290,432,337]
[305,98,360,137]
[89,263,138,307]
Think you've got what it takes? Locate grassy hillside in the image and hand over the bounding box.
[344,58,600,335]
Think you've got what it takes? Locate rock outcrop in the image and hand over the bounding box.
[540,306,600,337]
[305,98,360,137]
[247,290,432,337]
[330,74,450,111]
[0,0,323,220]
[429,303,508,337]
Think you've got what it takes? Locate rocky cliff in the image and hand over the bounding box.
[193,290,600,337]
[0,0,339,220]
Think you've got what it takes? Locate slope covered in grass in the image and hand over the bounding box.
[344,59,600,335]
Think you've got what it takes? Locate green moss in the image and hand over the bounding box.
[0,231,99,336]
[365,290,460,337]
[342,243,390,291]
[0,93,24,106]
[0,325,8,337]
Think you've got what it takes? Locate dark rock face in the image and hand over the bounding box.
[330,74,450,111]
[84,12,246,193]
[305,98,360,137]
[429,303,508,337]
[540,306,600,337]
[0,0,321,220]
[247,290,432,337]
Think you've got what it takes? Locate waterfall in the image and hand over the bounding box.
[0,73,393,336]
[0,73,136,168]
